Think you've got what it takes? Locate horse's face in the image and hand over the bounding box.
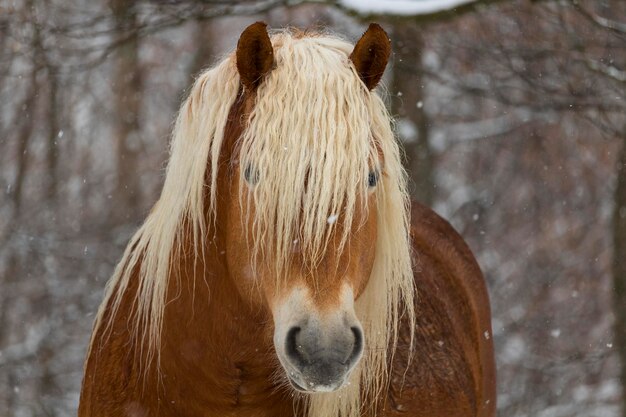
[225,176,378,392]
[223,22,391,393]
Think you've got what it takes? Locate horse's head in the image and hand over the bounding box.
[220,23,394,393]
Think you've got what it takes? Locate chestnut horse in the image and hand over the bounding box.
[79,23,496,417]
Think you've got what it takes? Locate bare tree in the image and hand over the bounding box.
[111,0,143,222]
[391,23,434,206]
[614,124,626,416]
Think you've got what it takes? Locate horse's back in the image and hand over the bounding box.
[382,202,496,417]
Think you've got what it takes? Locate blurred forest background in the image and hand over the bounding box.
[0,0,625,416]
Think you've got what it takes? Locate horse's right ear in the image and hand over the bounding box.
[236,22,274,92]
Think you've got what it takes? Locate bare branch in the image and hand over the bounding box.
[572,0,626,36]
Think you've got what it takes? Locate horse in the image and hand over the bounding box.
[78,23,496,417]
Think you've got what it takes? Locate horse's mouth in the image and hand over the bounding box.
[287,374,346,393]
[288,376,309,392]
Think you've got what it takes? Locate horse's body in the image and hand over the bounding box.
[79,202,495,417]
[79,23,495,417]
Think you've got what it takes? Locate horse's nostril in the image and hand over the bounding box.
[285,326,305,365]
[348,326,363,364]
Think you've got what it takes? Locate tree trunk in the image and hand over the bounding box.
[0,254,18,416]
[111,0,143,222]
[613,131,626,417]
[13,91,35,215]
[12,3,41,216]
[45,67,60,202]
[390,23,435,206]
[186,21,215,87]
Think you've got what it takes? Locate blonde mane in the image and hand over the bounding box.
[89,30,415,417]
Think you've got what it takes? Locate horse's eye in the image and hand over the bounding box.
[244,164,260,185]
[368,170,380,188]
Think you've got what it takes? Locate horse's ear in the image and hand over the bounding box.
[236,22,274,92]
[350,23,391,90]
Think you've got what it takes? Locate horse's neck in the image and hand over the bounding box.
[156,241,290,415]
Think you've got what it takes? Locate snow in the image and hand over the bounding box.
[339,0,474,15]
[501,335,525,362]
[397,118,418,143]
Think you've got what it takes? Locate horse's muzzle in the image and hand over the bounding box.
[282,321,363,392]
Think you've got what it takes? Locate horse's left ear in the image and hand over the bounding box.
[236,22,274,92]
[350,23,391,90]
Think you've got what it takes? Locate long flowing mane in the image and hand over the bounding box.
[89,29,415,417]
